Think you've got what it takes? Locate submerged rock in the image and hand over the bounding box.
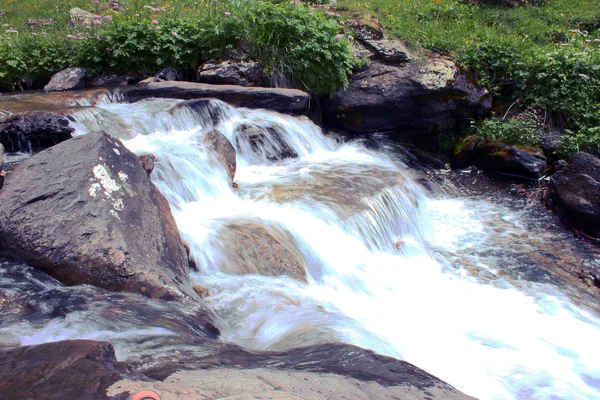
[234,123,298,162]
[208,220,307,282]
[197,60,265,87]
[204,130,237,183]
[0,110,74,152]
[120,81,308,113]
[0,340,137,400]
[550,152,600,237]
[322,58,491,139]
[0,131,192,299]
[44,67,87,92]
[473,141,547,180]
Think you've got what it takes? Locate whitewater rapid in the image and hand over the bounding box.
[20,98,600,399]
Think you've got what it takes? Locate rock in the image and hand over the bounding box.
[25,18,55,28]
[44,67,87,92]
[0,131,193,299]
[156,67,180,81]
[110,0,126,12]
[540,127,563,155]
[197,60,265,87]
[121,81,309,113]
[139,153,157,175]
[234,123,298,162]
[204,130,236,183]
[354,15,385,40]
[550,152,600,237]
[208,220,307,282]
[321,59,491,139]
[139,76,165,84]
[109,367,473,400]
[88,74,140,88]
[0,111,74,152]
[0,143,4,189]
[69,7,95,25]
[134,341,468,396]
[473,141,547,180]
[361,38,412,63]
[0,340,137,400]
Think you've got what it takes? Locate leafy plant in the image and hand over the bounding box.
[476,104,545,148]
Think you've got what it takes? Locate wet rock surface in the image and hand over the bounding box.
[550,151,600,237]
[208,220,307,281]
[322,58,491,138]
[0,131,192,299]
[0,340,137,400]
[0,111,74,152]
[44,67,87,92]
[204,130,237,183]
[121,81,309,113]
[473,142,547,180]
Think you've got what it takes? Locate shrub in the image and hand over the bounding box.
[0,1,360,96]
[475,105,545,148]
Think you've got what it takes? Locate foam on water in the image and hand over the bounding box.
[10,98,600,399]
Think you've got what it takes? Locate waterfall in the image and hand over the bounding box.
[6,97,600,400]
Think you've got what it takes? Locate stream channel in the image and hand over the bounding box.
[1,96,600,400]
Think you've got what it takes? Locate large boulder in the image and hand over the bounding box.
[550,152,600,237]
[321,58,491,140]
[44,67,87,92]
[197,60,265,87]
[0,340,137,400]
[0,131,193,299]
[0,111,74,152]
[120,81,309,113]
[473,141,547,180]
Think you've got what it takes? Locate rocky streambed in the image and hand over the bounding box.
[0,80,599,400]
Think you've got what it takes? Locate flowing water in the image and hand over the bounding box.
[2,97,600,399]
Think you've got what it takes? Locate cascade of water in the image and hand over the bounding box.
[11,98,600,399]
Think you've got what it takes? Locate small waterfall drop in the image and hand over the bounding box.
[6,97,600,400]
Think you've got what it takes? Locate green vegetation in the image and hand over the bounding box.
[0,0,360,96]
[336,0,600,157]
[475,103,545,147]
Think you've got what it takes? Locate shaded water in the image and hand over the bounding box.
[1,97,600,399]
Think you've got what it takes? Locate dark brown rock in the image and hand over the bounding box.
[138,153,157,175]
[550,152,600,237]
[156,67,180,81]
[197,60,265,87]
[44,67,87,92]
[234,123,298,162]
[0,131,193,299]
[0,111,74,152]
[120,81,308,113]
[0,340,136,400]
[88,74,140,88]
[204,130,236,183]
[473,141,547,180]
[322,59,491,139]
